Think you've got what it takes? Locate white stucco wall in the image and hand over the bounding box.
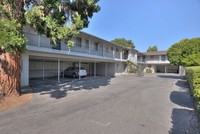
[21,54,29,86]
[144,65,156,73]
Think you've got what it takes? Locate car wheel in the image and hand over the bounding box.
[72,73,77,78]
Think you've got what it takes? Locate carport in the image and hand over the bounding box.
[165,65,179,73]
[156,65,165,73]
[29,56,120,85]
[156,65,179,74]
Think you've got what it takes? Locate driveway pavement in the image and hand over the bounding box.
[0,74,199,134]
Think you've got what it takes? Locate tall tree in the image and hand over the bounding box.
[167,38,200,66]
[111,38,135,49]
[147,45,158,52]
[0,0,100,96]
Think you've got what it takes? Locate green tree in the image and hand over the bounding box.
[111,38,135,49]
[0,0,100,96]
[167,38,200,66]
[147,45,158,52]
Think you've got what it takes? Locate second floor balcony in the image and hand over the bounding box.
[24,32,130,61]
[137,55,170,64]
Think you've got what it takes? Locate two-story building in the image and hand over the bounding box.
[21,26,137,86]
[137,51,179,74]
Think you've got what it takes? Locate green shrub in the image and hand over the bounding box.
[186,66,200,110]
[127,62,137,73]
[146,68,153,74]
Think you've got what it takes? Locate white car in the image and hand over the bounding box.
[61,67,87,78]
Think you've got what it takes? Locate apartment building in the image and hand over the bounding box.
[137,51,179,74]
[21,26,137,86]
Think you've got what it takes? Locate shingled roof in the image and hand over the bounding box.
[142,51,167,55]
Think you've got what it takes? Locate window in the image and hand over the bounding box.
[142,56,146,62]
[76,37,82,47]
[161,55,166,61]
[150,55,154,59]
[85,39,89,48]
[52,41,61,50]
[116,48,119,52]
[123,50,128,55]
[111,47,113,51]
[106,47,109,52]
[95,42,98,51]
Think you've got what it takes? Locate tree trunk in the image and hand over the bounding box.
[0,51,21,96]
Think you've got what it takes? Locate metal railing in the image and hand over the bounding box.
[24,32,130,60]
[70,45,89,54]
[123,54,128,60]
[104,49,114,58]
[90,47,103,56]
[115,51,120,59]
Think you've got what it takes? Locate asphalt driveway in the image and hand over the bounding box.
[0,74,199,134]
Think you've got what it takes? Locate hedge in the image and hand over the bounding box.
[127,62,137,73]
[186,66,200,110]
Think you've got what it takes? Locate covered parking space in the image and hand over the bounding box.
[144,64,179,74]
[28,54,127,86]
[29,56,103,84]
[156,65,179,74]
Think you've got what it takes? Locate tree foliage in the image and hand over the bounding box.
[0,19,26,53]
[0,0,100,50]
[0,0,100,96]
[111,38,135,49]
[147,45,158,52]
[167,38,200,66]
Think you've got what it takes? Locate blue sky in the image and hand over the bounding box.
[83,0,200,52]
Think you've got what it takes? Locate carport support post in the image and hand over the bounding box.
[89,37,91,54]
[62,62,64,78]
[58,58,60,83]
[42,59,45,80]
[120,51,122,61]
[79,60,81,80]
[38,35,41,47]
[115,63,116,75]
[165,66,167,74]
[94,62,96,78]
[105,62,107,77]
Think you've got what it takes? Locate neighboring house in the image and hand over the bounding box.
[137,51,180,74]
[21,26,137,86]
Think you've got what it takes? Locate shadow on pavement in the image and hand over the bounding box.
[169,108,200,134]
[175,79,190,90]
[170,91,194,109]
[169,76,200,134]
[170,78,193,109]
[30,76,113,99]
[157,75,185,80]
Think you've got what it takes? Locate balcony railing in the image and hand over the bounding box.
[24,32,130,60]
[123,54,128,60]
[104,49,114,58]
[137,58,169,64]
[70,45,89,54]
[115,51,120,59]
